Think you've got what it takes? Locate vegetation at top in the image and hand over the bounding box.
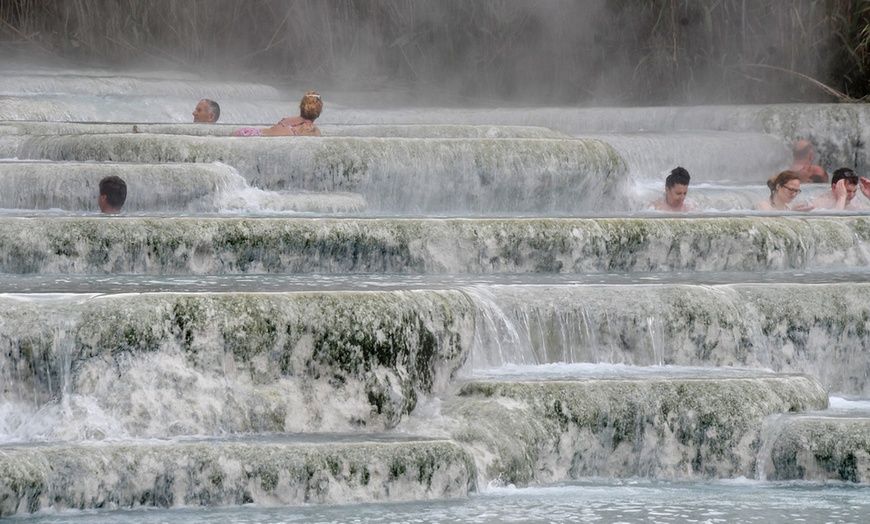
[1,0,867,105]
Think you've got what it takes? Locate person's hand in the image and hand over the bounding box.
[792,203,815,212]
[833,179,848,199]
[860,177,870,200]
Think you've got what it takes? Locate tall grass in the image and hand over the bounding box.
[828,0,870,100]
[0,0,867,105]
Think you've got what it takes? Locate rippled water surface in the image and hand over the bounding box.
[10,480,870,523]
[2,268,870,294]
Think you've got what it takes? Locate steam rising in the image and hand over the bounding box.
[0,1,859,105]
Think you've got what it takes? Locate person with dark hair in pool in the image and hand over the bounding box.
[790,139,828,184]
[98,175,127,214]
[651,166,698,212]
[756,170,813,211]
[193,99,220,123]
[233,91,323,137]
[811,167,870,210]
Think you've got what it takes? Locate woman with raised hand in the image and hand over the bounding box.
[233,91,323,137]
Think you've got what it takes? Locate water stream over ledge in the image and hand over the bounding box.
[1,65,870,521]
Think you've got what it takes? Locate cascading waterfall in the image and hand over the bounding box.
[0,160,366,214]
[460,286,537,370]
[13,134,629,214]
[0,66,869,521]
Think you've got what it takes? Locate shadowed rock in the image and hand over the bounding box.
[447,374,828,485]
[0,438,476,517]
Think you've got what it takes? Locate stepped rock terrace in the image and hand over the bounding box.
[2,64,870,520]
[0,215,867,274]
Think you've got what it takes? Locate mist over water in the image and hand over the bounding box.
[2,1,863,106]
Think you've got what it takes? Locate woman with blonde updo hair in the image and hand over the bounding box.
[755,170,813,211]
[233,91,323,137]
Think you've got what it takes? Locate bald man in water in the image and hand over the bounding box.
[790,140,828,183]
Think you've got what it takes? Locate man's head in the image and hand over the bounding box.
[99,175,127,214]
[664,166,690,208]
[193,99,220,123]
[299,91,323,121]
[792,140,815,164]
[831,167,860,203]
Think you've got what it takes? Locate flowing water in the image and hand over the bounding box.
[8,480,870,523]
[2,62,870,522]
